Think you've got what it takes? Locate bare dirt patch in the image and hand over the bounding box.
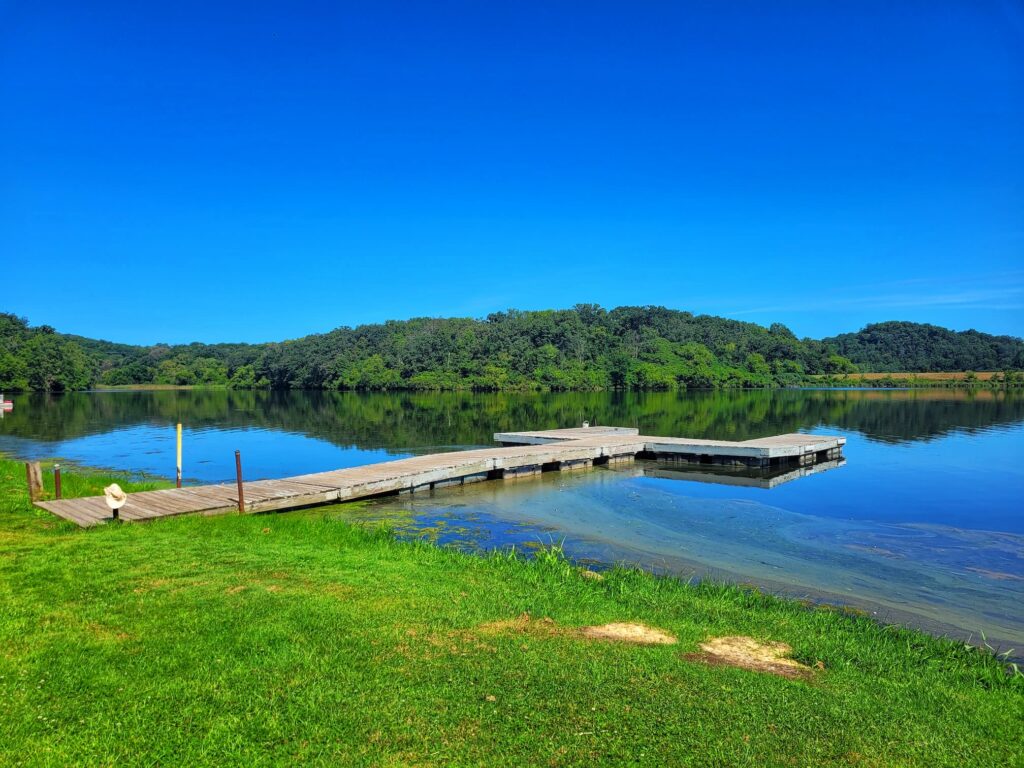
[475,616,677,646]
[402,615,680,660]
[684,636,815,679]
[477,612,561,638]
[579,622,677,645]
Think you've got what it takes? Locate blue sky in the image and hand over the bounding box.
[1,1,1022,344]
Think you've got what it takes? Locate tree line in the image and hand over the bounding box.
[825,321,1024,373]
[2,307,1021,393]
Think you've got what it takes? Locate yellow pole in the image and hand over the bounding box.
[176,423,182,488]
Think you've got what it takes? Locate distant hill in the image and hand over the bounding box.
[822,321,1024,373]
[1,309,1021,392]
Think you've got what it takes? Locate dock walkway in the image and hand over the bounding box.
[33,426,844,527]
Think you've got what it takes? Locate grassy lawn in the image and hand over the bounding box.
[1,458,1022,767]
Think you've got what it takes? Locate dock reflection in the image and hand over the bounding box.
[640,457,845,489]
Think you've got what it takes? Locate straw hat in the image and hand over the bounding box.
[103,483,127,510]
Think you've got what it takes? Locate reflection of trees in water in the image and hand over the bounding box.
[3,388,1023,449]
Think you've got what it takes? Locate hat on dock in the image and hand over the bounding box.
[103,483,127,510]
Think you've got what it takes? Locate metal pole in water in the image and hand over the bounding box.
[54,464,62,500]
[234,450,245,513]
[176,423,182,488]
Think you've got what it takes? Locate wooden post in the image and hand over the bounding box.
[25,462,43,502]
[54,464,62,500]
[176,423,182,488]
[234,450,245,513]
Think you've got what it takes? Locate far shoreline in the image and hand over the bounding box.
[8,371,1016,396]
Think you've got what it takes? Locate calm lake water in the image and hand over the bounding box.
[2,388,1022,652]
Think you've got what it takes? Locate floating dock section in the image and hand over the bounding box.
[494,426,845,467]
[33,426,845,527]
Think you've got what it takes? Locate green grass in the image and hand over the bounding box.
[1,457,1022,767]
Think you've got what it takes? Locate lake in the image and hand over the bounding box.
[2,388,1022,652]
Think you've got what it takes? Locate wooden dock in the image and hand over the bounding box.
[33,426,845,527]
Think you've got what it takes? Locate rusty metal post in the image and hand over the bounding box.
[234,450,245,513]
[54,464,62,500]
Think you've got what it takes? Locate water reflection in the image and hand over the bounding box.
[643,457,846,489]
[2,388,1022,652]
[2,388,1023,449]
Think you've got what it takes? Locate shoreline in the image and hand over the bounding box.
[8,446,1021,658]
[2,373,1019,396]
[7,453,1019,662]
[2,454,1021,765]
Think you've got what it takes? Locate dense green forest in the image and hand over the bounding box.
[824,321,1024,373]
[2,308,1022,393]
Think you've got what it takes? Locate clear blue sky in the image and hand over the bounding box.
[1,1,1022,344]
